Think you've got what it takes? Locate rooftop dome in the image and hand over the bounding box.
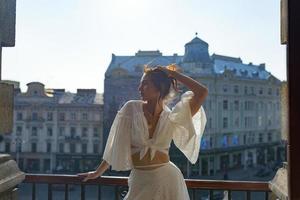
[183,34,211,63]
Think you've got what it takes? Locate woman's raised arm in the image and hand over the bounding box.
[158,66,208,116]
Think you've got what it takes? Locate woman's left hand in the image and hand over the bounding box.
[157,65,178,77]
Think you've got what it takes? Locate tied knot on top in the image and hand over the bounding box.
[140,138,159,160]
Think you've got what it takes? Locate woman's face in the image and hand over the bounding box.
[138,74,160,101]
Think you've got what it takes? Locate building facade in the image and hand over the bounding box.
[103,36,284,177]
[0,82,104,173]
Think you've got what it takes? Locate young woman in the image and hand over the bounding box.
[78,65,208,200]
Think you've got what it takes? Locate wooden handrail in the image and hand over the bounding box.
[24,174,271,192]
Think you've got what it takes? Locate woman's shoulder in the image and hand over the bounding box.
[119,100,143,114]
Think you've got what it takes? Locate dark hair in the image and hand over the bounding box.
[143,66,178,102]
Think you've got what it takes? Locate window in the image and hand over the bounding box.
[32,127,38,136]
[244,117,253,128]
[222,135,229,147]
[94,113,101,121]
[93,127,99,137]
[59,143,64,153]
[259,87,264,95]
[268,88,272,95]
[244,86,248,95]
[16,142,22,152]
[70,127,76,137]
[259,133,263,143]
[47,112,53,121]
[268,119,272,126]
[59,113,65,121]
[201,138,208,149]
[276,88,280,96]
[268,132,273,142]
[234,100,239,111]
[250,86,255,95]
[82,127,88,137]
[245,101,255,111]
[93,143,99,153]
[232,135,239,145]
[208,118,212,129]
[5,143,10,152]
[47,127,53,136]
[71,112,76,121]
[234,117,239,128]
[82,143,87,154]
[82,113,88,120]
[223,117,228,128]
[16,126,22,136]
[47,143,51,153]
[223,85,228,93]
[258,116,263,127]
[17,112,23,121]
[32,112,38,121]
[70,143,76,153]
[223,100,228,110]
[59,127,65,136]
[234,85,239,94]
[31,143,37,152]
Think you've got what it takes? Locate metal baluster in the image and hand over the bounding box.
[246,191,251,200]
[64,184,69,200]
[192,189,196,200]
[98,185,102,200]
[48,184,52,200]
[81,185,85,200]
[32,183,36,200]
[115,186,119,200]
[209,190,213,200]
[265,191,269,200]
[228,190,232,200]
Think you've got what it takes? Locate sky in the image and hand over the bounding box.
[2,0,286,93]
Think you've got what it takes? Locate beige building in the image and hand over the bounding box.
[0,82,103,173]
[103,35,285,177]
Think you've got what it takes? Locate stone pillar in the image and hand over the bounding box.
[0,154,25,200]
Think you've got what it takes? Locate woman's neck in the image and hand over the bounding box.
[144,99,163,116]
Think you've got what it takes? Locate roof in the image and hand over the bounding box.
[105,37,279,81]
[58,92,103,105]
[185,36,208,47]
[106,52,183,76]
[213,54,271,80]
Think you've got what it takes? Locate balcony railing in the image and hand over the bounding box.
[23,174,271,200]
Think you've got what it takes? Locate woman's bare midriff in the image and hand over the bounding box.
[132,150,170,170]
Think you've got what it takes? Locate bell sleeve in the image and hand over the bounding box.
[102,101,133,171]
[169,91,207,164]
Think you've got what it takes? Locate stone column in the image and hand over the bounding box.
[0,154,25,200]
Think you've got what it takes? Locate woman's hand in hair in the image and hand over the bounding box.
[156,65,178,78]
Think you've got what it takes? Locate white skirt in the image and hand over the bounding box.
[124,161,190,200]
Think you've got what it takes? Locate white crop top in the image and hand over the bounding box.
[103,91,207,171]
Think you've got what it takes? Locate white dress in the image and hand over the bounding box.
[103,91,207,200]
